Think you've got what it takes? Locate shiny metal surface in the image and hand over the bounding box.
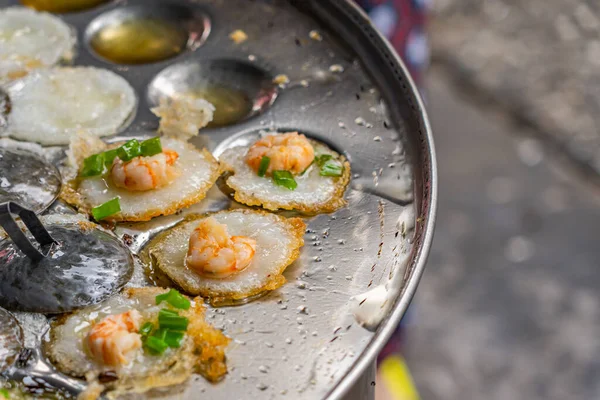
[85,1,211,63]
[0,202,57,262]
[0,146,61,213]
[0,0,436,399]
[0,309,86,396]
[147,59,278,127]
[0,222,134,313]
[0,308,22,373]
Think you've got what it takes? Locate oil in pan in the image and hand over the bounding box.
[20,0,108,13]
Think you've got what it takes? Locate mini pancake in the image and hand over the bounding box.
[61,135,221,222]
[219,136,350,214]
[0,7,75,83]
[143,209,305,305]
[45,287,229,396]
[3,67,136,145]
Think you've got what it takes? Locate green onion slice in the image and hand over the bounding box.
[152,327,168,341]
[272,170,297,190]
[0,388,9,399]
[91,197,121,221]
[140,137,163,157]
[158,309,189,331]
[164,330,185,348]
[319,159,343,177]
[155,289,191,310]
[103,149,119,167]
[80,153,106,177]
[315,154,343,177]
[144,335,168,355]
[257,156,270,177]
[155,292,170,306]
[117,139,141,162]
[314,154,333,167]
[139,322,154,337]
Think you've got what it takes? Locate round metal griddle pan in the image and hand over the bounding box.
[0,0,436,399]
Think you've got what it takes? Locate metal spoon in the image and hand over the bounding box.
[0,307,87,397]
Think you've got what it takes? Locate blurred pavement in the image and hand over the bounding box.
[403,71,600,400]
[431,0,600,185]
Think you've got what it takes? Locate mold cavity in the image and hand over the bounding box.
[86,4,209,65]
[21,0,109,13]
[148,60,278,128]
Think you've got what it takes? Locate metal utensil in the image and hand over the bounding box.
[0,202,134,313]
[0,307,87,397]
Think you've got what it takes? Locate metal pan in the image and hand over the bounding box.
[0,0,436,399]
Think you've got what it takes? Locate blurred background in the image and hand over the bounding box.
[361,1,600,399]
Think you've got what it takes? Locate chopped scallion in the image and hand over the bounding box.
[139,322,154,337]
[155,289,191,310]
[80,153,106,177]
[257,156,270,177]
[117,139,141,162]
[103,149,119,167]
[140,137,163,157]
[272,170,297,190]
[158,310,189,331]
[144,336,168,355]
[319,159,343,177]
[164,330,185,348]
[155,292,170,305]
[91,197,121,220]
[158,308,178,316]
[314,154,333,167]
[152,327,168,341]
[314,154,343,177]
[0,388,8,399]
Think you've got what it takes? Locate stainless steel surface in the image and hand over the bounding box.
[147,59,278,126]
[0,309,87,396]
[0,202,57,262]
[8,347,87,397]
[0,308,22,373]
[0,146,61,213]
[340,363,375,400]
[0,0,436,399]
[84,1,211,63]
[0,220,134,313]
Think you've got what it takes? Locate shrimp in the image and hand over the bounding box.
[86,310,142,367]
[111,149,180,191]
[246,132,315,176]
[186,217,256,279]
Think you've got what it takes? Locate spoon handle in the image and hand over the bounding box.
[8,348,87,396]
